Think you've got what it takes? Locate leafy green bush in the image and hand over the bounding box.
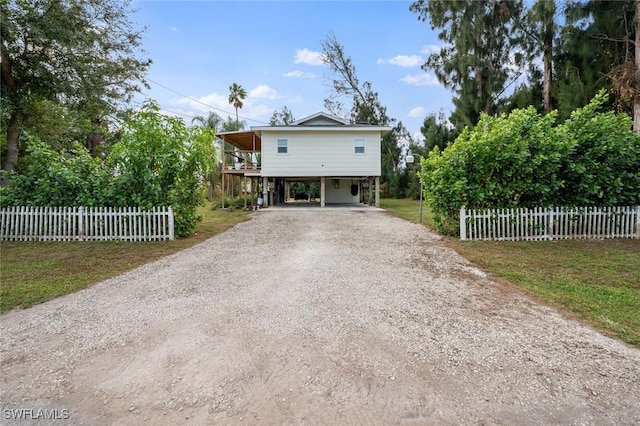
[1,101,217,238]
[108,101,216,236]
[0,137,111,207]
[420,91,640,235]
[557,91,640,207]
[421,106,564,234]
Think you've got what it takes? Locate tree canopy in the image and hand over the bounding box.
[1,0,151,171]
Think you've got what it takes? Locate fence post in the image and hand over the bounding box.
[78,206,84,241]
[460,205,467,241]
[636,206,640,238]
[168,206,175,240]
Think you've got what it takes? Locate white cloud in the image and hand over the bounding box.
[294,48,325,66]
[248,84,279,100]
[388,55,423,67]
[408,107,425,118]
[282,70,316,79]
[176,92,229,114]
[400,73,440,87]
[170,26,178,32]
[421,44,443,54]
[377,55,423,67]
[174,91,272,121]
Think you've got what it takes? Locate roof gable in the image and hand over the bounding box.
[292,112,349,126]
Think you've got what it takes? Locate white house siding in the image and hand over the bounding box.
[261,130,381,177]
[325,179,360,204]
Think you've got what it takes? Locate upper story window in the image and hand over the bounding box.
[354,139,365,154]
[277,139,288,154]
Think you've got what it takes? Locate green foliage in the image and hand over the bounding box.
[420,91,640,235]
[557,90,640,206]
[212,197,257,210]
[1,101,217,238]
[109,101,216,236]
[410,0,524,129]
[1,0,150,170]
[0,136,111,207]
[420,112,457,152]
[554,0,635,120]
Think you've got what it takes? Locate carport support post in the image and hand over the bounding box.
[368,178,373,206]
[285,180,289,202]
[262,177,268,207]
[375,176,380,207]
[320,177,326,207]
[221,169,225,209]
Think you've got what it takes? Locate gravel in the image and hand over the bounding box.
[1,208,639,425]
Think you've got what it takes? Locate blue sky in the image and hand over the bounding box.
[132,1,454,142]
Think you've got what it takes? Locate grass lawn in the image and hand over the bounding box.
[0,205,250,312]
[382,198,640,346]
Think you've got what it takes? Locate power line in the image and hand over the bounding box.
[145,78,270,125]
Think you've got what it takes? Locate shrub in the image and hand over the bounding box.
[420,106,563,234]
[557,90,640,207]
[420,91,640,235]
[0,137,111,207]
[1,101,217,238]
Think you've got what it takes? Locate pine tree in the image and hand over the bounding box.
[410,0,523,130]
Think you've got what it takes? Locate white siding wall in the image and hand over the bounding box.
[261,130,381,177]
[325,179,359,204]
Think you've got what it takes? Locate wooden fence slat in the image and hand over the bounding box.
[0,206,174,242]
[459,205,639,241]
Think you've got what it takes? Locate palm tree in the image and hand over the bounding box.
[191,111,224,130]
[228,83,247,127]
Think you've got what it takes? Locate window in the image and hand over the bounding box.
[354,139,365,154]
[277,139,288,154]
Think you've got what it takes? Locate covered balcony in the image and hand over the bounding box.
[217,130,262,177]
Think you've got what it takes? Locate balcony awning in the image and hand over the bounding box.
[216,130,261,151]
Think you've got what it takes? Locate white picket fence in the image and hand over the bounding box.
[0,206,174,242]
[460,205,640,241]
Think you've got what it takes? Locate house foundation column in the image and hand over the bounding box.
[221,171,225,209]
[320,177,326,208]
[262,177,268,207]
[375,176,380,208]
[368,178,373,206]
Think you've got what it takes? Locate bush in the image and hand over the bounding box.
[421,106,563,234]
[420,91,640,235]
[1,101,217,238]
[557,91,640,207]
[0,137,112,207]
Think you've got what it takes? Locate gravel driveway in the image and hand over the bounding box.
[1,209,639,425]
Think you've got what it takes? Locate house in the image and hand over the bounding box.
[216,112,392,208]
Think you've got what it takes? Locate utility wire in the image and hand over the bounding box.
[146,78,270,125]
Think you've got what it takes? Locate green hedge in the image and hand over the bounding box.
[420,91,640,235]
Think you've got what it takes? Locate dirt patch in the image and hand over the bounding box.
[1,210,639,425]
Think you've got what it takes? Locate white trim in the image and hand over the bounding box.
[253,126,392,134]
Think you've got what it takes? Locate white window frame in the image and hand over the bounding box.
[277,138,288,154]
[354,138,365,154]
